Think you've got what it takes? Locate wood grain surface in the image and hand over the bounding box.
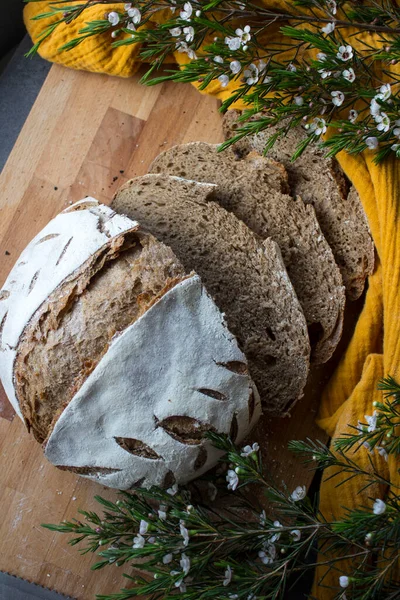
[0,64,361,599]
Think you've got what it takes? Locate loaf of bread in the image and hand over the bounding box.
[149,142,345,364]
[112,174,311,415]
[0,199,260,489]
[223,111,374,300]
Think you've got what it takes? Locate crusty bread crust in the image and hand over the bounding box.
[14,229,187,443]
[223,111,374,300]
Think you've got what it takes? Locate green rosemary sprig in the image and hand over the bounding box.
[25,0,400,162]
[42,377,400,599]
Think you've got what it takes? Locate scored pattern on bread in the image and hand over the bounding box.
[0,198,141,419]
[149,142,345,364]
[223,111,375,300]
[15,231,187,443]
[0,200,260,489]
[45,274,261,490]
[112,174,311,415]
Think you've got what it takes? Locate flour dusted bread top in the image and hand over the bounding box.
[223,111,374,300]
[149,142,345,364]
[0,199,259,489]
[0,198,138,418]
[46,274,260,490]
[112,174,311,415]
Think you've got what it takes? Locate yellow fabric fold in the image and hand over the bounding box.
[24,2,400,597]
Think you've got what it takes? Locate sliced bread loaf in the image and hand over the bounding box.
[149,142,345,364]
[112,174,311,415]
[223,111,375,300]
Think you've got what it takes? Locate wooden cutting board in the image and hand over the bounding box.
[0,63,362,599]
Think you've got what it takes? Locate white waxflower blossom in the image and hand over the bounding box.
[322,22,335,34]
[365,410,378,432]
[218,74,230,88]
[180,553,191,575]
[126,22,136,31]
[317,52,327,61]
[127,7,141,23]
[392,144,400,152]
[139,520,149,534]
[111,31,118,38]
[288,63,297,72]
[258,550,273,565]
[309,117,327,136]
[342,68,356,82]
[158,509,167,520]
[108,11,120,26]
[148,536,156,544]
[133,534,145,548]
[370,98,381,116]
[260,510,267,526]
[169,27,182,37]
[163,553,173,564]
[377,83,391,100]
[339,575,350,588]
[291,485,307,501]
[375,113,390,133]
[263,76,272,84]
[259,541,276,563]
[213,55,223,64]
[331,90,345,107]
[290,529,301,541]
[236,25,251,44]
[366,136,379,150]
[226,468,239,490]
[167,483,179,495]
[327,0,337,14]
[258,60,267,73]
[170,0,176,12]
[373,499,386,515]
[175,41,197,59]
[223,565,232,586]
[229,595,239,599]
[319,69,332,79]
[240,442,259,457]
[183,26,194,42]
[225,36,242,51]
[337,45,353,61]
[229,60,241,74]
[195,9,201,16]
[348,109,358,123]
[180,521,190,546]
[180,2,193,20]
[124,3,132,9]
[294,96,304,106]
[376,446,389,461]
[270,520,283,542]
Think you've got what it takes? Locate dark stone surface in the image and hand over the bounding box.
[0,35,50,172]
[0,0,25,59]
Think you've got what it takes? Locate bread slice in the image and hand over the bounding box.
[149,142,345,364]
[112,174,310,415]
[223,111,374,300]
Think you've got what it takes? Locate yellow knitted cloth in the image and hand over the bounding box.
[24,2,400,596]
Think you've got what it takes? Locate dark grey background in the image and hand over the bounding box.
[0,1,50,172]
